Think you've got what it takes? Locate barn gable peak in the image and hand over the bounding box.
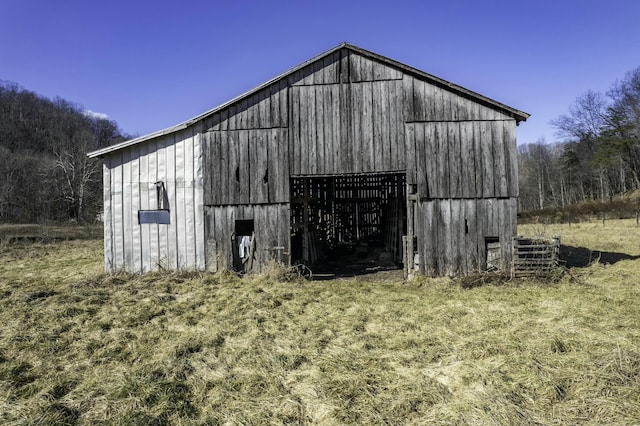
[89,43,528,158]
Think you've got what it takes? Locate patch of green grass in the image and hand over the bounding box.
[0,221,639,424]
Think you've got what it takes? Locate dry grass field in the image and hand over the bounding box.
[0,220,639,424]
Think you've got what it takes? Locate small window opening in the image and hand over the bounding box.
[235,167,240,183]
[138,181,170,224]
[465,218,469,234]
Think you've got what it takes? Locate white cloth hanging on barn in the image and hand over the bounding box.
[239,235,251,259]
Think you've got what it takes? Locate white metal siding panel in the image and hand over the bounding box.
[103,160,113,272]
[147,139,160,270]
[175,131,186,268]
[194,129,206,270]
[139,141,150,272]
[156,135,170,269]
[165,134,178,269]
[112,152,125,269]
[130,146,142,272]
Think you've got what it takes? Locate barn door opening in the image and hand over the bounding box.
[290,173,406,278]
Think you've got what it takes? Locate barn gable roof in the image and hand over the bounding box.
[89,42,529,158]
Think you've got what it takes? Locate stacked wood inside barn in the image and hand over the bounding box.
[91,43,527,275]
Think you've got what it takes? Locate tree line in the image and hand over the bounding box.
[518,67,640,212]
[0,81,128,223]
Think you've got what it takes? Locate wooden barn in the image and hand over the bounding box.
[88,43,529,277]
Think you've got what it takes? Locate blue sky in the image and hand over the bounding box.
[1,0,639,146]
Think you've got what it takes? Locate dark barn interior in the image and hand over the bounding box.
[290,173,406,276]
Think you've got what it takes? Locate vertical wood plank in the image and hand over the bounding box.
[350,82,362,172]
[475,198,486,270]
[460,122,475,198]
[432,85,443,121]
[270,83,280,127]
[436,122,449,198]
[278,204,290,265]
[424,122,437,198]
[227,131,238,203]
[239,130,250,204]
[204,207,216,271]
[323,85,335,174]
[504,120,518,197]
[277,128,290,202]
[492,121,508,196]
[289,86,300,175]
[299,86,309,174]
[448,122,462,198]
[453,200,465,275]
[415,123,427,196]
[372,81,383,171]
[340,82,351,174]
[279,79,288,128]
[412,79,424,121]
[402,75,414,124]
[405,123,416,186]
[349,53,361,82]
[473,122,484,198]
[464,199,479,273]
[267,129,277,203]
[423,80,435,121]
[315,85,325,174]
[388,80,397,170]
[220,108,229,132]
[481,121,495,197]
[361,55,373,81]
[362,82,374,172]
[218,131,229,205]
[213,207,222,270]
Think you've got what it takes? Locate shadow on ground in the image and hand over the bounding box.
[561,245,640,268]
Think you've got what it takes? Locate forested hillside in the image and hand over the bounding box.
[0,81,127,223]
[518,67,640,212]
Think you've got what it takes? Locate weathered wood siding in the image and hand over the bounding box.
[204,80,288,131]
[405,120,518,199]
[288,50,405,176]
[203,129,289,205]
[414,198,517,276]
[204,204,290,273]
[102,127,205,273]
